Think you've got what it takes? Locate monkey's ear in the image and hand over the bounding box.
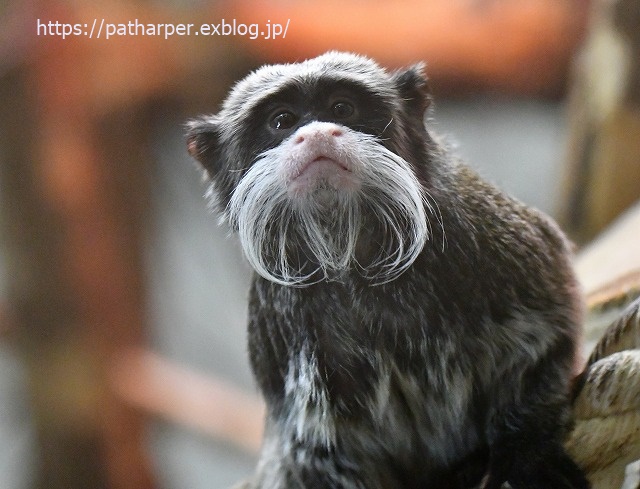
[185,116,221,175]
[392,63,432,116]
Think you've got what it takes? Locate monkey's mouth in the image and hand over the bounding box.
[294,156,352,179]
[288,156,357,196]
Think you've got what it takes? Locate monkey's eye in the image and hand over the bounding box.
[331,101,355,119]
[271,111,298,130]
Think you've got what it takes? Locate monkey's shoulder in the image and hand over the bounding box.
[434,160,572,260]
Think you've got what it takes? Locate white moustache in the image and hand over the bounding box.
[225,123,439,286]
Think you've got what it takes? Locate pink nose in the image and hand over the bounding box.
[293,123,344,145]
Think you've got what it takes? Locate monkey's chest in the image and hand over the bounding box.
[281,339,481,467]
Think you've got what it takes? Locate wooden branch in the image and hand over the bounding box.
[576,200,640,301]
[110,348,265,454]
[576,200,640,353]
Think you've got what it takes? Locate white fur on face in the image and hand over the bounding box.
[225,122,432,286]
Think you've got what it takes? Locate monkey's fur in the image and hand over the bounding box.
[186,52,589,488]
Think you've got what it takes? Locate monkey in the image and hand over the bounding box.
[186,52,589,489]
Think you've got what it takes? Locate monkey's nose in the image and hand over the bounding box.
[293,122,344,145]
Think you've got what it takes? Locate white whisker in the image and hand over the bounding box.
[224,128,436,286]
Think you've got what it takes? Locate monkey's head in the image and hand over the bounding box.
[187,52,439,286]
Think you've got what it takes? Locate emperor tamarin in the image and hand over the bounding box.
[186,52,589,488]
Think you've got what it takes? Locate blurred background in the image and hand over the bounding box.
[0,0,639,488]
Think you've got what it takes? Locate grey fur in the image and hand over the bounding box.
[186,52,589,488]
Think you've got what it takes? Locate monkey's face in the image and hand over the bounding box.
[187,52,437,286]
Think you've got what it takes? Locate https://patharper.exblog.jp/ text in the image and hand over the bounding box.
[36,18,290,41]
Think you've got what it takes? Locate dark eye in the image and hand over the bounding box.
[271,110,298,130]
[332,101,355,119]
